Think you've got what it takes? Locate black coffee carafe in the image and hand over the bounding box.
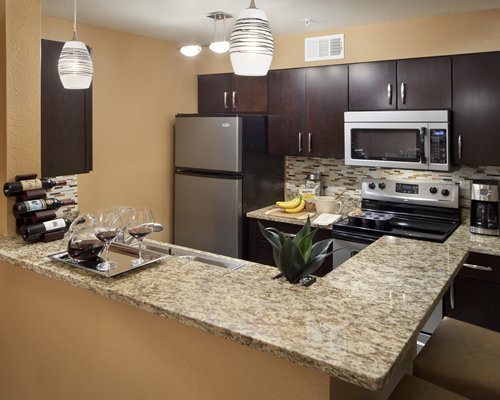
[470,180,499,236]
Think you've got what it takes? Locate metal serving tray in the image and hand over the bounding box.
[48,242,169,277]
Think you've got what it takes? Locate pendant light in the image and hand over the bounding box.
[58,0,93,89]
[229,0,273,76]
[208,12,231,54]
[180,45,202,57]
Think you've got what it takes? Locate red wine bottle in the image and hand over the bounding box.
[3,178,67,197]
[21,218,71,242]
[13,198,76,217]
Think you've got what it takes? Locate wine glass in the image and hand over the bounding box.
[94,209,121,272]
[127,208,154,265]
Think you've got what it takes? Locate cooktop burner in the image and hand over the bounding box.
[332,178,461,244]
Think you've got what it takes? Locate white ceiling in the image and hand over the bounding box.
[42,0,500,46]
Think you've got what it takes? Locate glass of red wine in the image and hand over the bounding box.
[127,208,154,265]
[94,210,121,272]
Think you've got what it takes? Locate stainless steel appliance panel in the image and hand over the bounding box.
[470,179,499,236]
[344,110,450,171]
[175,116,242,172]
[174,172,241,258]
[331,238,369,269]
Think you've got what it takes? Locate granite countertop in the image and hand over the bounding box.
[1,222,499,391]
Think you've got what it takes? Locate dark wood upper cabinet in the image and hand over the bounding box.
[306,65,348,158]
[349,57,451,110]
[452,52,500,166]
[349,61,397,110]
[397,57,451,109]
[268,68,305,156]
[41,39,93,177]
[268,65,348,158]
[198,73,267,113]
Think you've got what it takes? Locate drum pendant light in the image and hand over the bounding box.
[229,0,274,76]
[58,0,93,89]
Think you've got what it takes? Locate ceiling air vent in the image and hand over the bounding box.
[304,34,344,62]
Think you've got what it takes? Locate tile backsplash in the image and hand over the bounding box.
[285,157,500,221]
[51,175,78,220]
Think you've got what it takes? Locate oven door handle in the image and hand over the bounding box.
[419,127,427,164]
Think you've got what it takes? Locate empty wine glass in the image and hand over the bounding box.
[127,208,154,265]
[94,209,121,272]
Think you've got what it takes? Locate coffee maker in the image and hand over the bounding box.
[470,179,499,236]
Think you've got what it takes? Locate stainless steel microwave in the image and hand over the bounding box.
[344,110,450,171]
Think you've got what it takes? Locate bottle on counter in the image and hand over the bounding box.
[3,178,67,197]
[21,218,71,242]
[13,198,76,217]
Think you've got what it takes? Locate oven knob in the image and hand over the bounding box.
[368,182,376,190]
[441,188,450,197]
[378,182,386,189]
[430,187,438,194]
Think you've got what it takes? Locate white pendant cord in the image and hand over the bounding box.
[72,0,78,40]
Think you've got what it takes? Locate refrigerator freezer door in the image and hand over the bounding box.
[174,172,242,258]
[175,116,242,173]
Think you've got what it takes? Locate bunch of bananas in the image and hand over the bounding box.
[276,196,305,213]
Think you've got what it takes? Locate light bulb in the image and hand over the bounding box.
[180,45,202,57]
[209,41,230,53]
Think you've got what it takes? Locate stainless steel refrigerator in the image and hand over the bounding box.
[174,114,283,258]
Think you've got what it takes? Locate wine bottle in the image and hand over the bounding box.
[3,178,67,197]
[13,198,76,217]
[21,218,71,242]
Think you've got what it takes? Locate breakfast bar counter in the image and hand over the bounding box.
[1,224,499,399]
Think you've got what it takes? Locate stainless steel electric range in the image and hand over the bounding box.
[331,178,460,269]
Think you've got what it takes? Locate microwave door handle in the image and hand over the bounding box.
[419,128,427,163]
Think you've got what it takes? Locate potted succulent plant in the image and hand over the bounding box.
[258,217,333,284]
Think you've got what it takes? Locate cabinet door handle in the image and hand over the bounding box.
[223,91,229,109]
[401,82,406,104]
[458,134,463,159]
[298,132,303,153]
[308,132,312,153]
[232,91,237,109]
[387,83,392,105]
[450,281,455,310]
[463,262,493,271]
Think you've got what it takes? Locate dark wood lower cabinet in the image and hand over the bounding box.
[444,252,500,332]
[246,218,333,277]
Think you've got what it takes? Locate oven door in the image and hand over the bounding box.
[345,122,429,170]
[331,232,375,269]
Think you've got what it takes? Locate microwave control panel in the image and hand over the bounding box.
[430,129,447,164]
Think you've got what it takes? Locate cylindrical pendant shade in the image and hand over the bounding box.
[58,40,93,89]
[229,4,273,76]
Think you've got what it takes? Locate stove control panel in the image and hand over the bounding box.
[362,178,459,209]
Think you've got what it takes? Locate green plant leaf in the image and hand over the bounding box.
[296,253,330,280]
[278,238,306,283]
[293,217,312,244]
[309,239,334,259]
[293,218,318,261]
[265,227,288,245]
[258,222,282,251]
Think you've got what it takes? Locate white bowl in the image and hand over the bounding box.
[315,196,342,214]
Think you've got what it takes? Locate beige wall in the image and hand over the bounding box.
[0,0,41,234]
[0,260,330,400]
[195,8,500,74]
[42,17,198,241]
